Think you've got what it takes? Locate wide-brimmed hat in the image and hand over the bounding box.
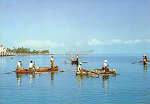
[104,60,107,63]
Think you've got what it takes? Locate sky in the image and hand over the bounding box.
[0,0,150,54]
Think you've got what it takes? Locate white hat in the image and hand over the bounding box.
[80,62,82,65]
[104,60,107,63]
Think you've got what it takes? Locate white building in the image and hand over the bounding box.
[0,44,7,55]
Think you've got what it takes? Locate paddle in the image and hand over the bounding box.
[147,60,150,62]
[132,60,142,64]
[81,61,88,63]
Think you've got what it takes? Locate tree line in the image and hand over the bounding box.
[6,47,49,54]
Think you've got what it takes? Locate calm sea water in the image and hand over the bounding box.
[0,54,150,104]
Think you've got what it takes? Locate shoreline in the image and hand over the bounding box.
[0,53,53,57]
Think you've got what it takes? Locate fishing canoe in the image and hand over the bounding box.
[75,69,118,76]
[13,66,59,74]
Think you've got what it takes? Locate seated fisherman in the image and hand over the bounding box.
[102,60,109,72]
[50,56,55,68]
[29,61,35,69]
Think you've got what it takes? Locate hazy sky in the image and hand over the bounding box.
[0,0,150,54]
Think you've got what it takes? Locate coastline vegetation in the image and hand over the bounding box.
[6,47,49,54]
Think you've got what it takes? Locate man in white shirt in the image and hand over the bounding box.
[29,61,35,69]
[102,60,109,72]
[77,62,82,72]
[103,60,108,68]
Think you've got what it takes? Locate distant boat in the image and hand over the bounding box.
[71,60,79,65]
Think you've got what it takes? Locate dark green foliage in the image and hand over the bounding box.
[6,47,49,54]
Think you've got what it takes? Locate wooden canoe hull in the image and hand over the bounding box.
[13,69,34,74]
[75,69,118,76]
[13,66,58,74]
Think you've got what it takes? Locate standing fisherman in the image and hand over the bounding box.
[71,56,74,61]
[76,54,79,65]
[17,61,22,70]
[143,54,148,65]
[50,56,55,68]
[77,62,82,72]
[76,55,79,61]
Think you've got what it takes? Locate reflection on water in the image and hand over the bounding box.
[76,74,114,89]
[29,74,35,86]
[50,72,55,86]
[102,75,109,89]
[102,75,109,96]
[1,55,150,104]
[16,73,35,86]
[76,75,85,88]
[16,74,22,86]
[143,64,148,72]
[0,57,6,64]
[16,72,57,87]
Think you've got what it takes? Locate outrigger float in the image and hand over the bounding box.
[75,69,118,76]
[13,66,65,74]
